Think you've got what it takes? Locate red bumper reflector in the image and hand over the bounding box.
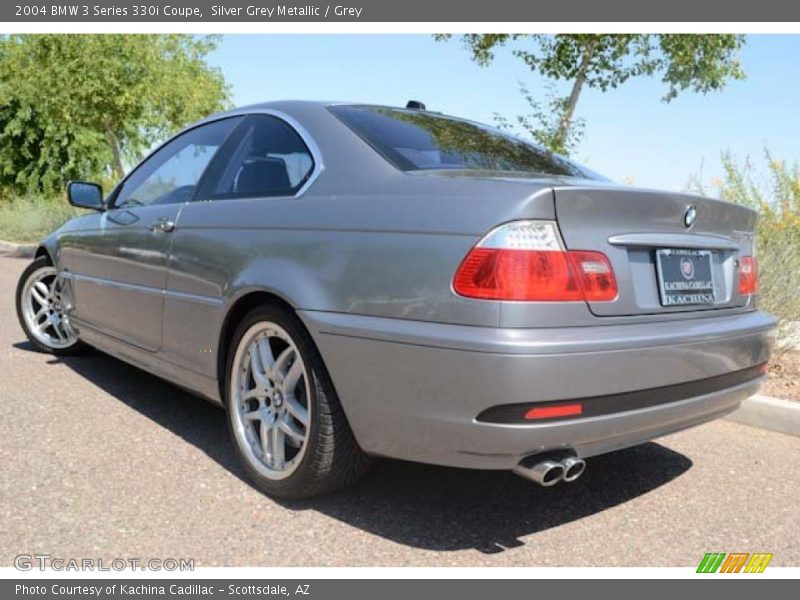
[524,403,584,420]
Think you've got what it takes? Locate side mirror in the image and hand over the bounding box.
[67,181,104,211]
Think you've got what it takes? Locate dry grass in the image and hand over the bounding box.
[0,194,84,242]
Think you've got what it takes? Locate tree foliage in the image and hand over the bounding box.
[493,83,585,156]
[687,150,800,344]
[0,34,229,194]
[436,34,745,154]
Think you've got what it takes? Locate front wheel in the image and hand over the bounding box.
[15,257,85,355]
[225,304,371,498]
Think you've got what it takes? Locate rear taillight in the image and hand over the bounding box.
[739,256,758,295]
[453,221,618,302]
[567,250,619,302]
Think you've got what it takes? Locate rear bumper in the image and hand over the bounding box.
[300,309,777,470]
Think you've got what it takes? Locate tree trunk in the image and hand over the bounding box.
[554,38,598,151]
[105,128,124,181]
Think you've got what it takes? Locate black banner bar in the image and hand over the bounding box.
[3,0,800,22]
[3,579,796,600]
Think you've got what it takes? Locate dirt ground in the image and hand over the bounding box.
[763,350,800,401]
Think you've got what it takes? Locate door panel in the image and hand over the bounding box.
[72,204,183,351]
[69,117,242,351]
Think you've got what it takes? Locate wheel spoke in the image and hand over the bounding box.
[256,336,275,374]
[249,347,270,388]
[243,410,261,421]
[52,323,66,341]
[271,426,285,466]
[61,318,75,338]
[283,359,303,393]
[260,420,271,459]
[273,346,294,379]
[279,416,305,444]
[284,395,309,426]
[241,388,262,402]
[31,283,49,306]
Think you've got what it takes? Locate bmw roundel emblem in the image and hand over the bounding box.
[683,205,697,228]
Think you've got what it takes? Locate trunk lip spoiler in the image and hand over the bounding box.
[607,232,740,251]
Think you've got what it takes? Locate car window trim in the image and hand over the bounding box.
[105,115,245,210]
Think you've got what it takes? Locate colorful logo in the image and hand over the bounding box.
[680,256,695,280]
[697,552,773,573]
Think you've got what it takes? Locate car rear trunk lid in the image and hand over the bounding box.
[553,186,758,317]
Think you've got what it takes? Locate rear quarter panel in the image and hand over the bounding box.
[161,177,558,378]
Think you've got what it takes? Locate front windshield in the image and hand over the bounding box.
[330,105,603,179]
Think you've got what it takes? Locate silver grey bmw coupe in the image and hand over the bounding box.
[16,101,776,497]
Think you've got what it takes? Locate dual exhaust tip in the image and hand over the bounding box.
[512,455,586,486]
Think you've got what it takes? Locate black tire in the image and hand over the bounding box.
[15,256,87,355]
[224,303,371,499]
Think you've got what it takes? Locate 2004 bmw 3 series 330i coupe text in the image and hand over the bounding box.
[15,101,776,497]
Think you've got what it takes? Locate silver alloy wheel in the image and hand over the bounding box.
[21,266,78,349]
[230,322,312,480]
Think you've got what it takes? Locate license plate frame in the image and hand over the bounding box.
[655,248,716,307]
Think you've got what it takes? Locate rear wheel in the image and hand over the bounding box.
[225,304,370,498]
[15,257,85,355]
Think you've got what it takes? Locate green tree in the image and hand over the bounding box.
[0,34,229,194]
[436,34,745,154]
[493,83,585,156]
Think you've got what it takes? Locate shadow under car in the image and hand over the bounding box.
[20,341,693,555]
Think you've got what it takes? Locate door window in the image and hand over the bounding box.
[199,115,316,199]
[112,118,241,209]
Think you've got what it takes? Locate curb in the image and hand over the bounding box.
[0,240,36,258]
[726,394,800,438]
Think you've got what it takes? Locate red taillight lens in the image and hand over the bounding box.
[453,248,584,301]
[739,256,758,295]
[566,250,618,302]
[453,222,618,302]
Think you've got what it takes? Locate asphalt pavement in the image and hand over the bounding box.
[1,256,798,567]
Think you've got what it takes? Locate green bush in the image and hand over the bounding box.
[0,194,84,242]
[689,151,800,349]
[758,221,800,349]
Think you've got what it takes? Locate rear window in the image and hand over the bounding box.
[329,105,601,179]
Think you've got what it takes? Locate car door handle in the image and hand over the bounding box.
[149,219,176,233]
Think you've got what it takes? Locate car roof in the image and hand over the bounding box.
[203,100,447,122]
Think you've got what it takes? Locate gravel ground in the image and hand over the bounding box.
[763,351,800,401]
[1,256,799,567]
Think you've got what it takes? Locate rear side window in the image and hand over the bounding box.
[330,105,601,179]
[203,115,315,199]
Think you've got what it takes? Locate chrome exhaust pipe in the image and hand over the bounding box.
[561,456,586,482]
[512,460,565,487]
